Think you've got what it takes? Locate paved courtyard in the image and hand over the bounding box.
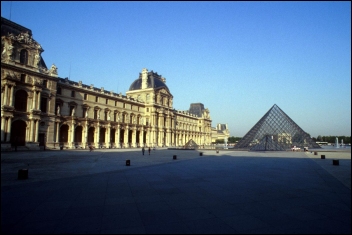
[1,148,351,234]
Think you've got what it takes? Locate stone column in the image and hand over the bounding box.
[35,120,39,142]
[9,85,14,106]
[37,91,41,110]
[96,124,100,148]
[131,127,136,147]
[83,123,88,148]
[116,125,120,148]
[106,124,111,148]
[124,126,129,147]
[29,119,34,141]
[55,122,60,143]
[140,129,144,147]
[1,86,5,106]
[31,91,36,110]
[6,117,12,142]
[4,85,9,106]
[70,122,75,148]
[1,117,6,142]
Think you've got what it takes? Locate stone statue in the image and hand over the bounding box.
[85,109,89,118]
[1,38,14,61]
[71,107,75,116]
[50,64,58,75]
[34,53,41,66]
[57,106,60,115]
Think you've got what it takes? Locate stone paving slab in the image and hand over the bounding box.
[1,148,351,234]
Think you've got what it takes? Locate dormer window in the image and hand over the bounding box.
[20,49,28,64]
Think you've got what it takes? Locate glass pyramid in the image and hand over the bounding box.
[234,104,321,150]
[185,139,198,149]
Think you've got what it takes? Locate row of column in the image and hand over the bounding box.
[2,83,15,106]
[1,116,40,143]
[31,88,41,110]
[1,117,12,142]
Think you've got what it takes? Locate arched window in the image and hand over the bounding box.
[15,90,28,112]
[20,49,28,64]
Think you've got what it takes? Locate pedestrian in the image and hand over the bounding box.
[148,147,151,155]
[142,147,145,155]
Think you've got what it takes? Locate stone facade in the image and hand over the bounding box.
[211,123,230,143]
[1,17,218,150]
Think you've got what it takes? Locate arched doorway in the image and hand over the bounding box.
[59,124,69,143]
[10,120,26,146]
[128,130,133,147]
[143,131,147,146]
[75,126,83,143]
[110,129,116,145]
[136,130,140,146]
[88,127,95,144]
[100,128,106,144]
[120,129,124,147]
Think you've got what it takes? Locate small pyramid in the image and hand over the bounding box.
[185,139,198,149]
[234,104,321,150]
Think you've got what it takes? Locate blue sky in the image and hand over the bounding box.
[1,1,351,137]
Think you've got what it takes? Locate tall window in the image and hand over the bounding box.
[21,74,26,82]
[57,87,61,95]
[70,106,75,116]
[94,110,98,119]
[84,94,87,100]
[71,91,75,97]
[82,107,87,118]
[43,80,47,88]
[114,113,117,122]
[15,90,28,112]
[40,97,47,113]
[115,101,117,106]
[20,49,28,64]
[104,111,107,121]
[95,96,98,102]
[106,99,108,104]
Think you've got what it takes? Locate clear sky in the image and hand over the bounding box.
[2,1,351,138]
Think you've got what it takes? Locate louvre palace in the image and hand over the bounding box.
[1,17,229,151]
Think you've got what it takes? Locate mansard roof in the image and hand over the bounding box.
[1,17,32,37]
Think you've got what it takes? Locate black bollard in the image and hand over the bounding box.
[332,159,339,166]
[18,169,28,180]
[126,160,130,166]
[321,155,325,159]
[173,155,177,160]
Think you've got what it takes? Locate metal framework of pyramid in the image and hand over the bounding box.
[234,104,321,151]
